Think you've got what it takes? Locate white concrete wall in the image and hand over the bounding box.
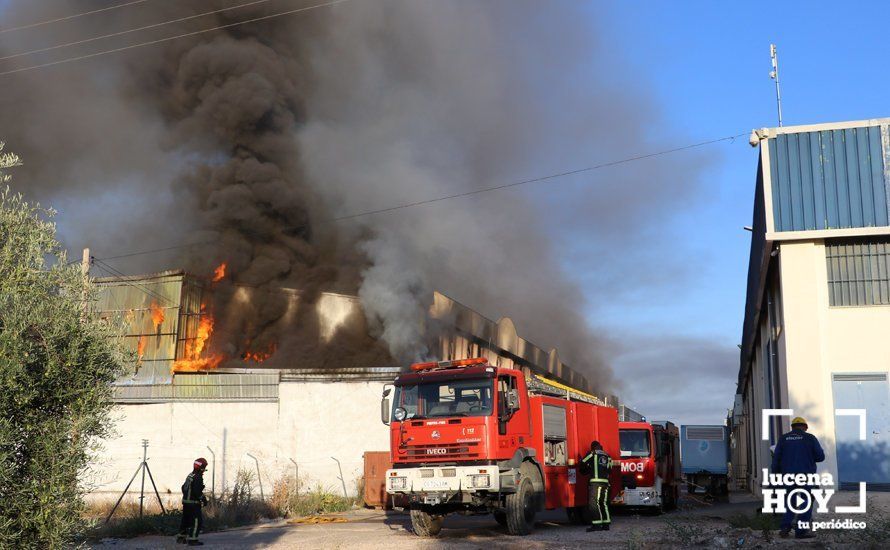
[86,380,390,502]
[739,239,890,493]
[777,240,890,481]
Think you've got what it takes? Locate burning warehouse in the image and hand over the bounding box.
[89,268,608,501]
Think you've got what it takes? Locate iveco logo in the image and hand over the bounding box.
[431,430,441,440]
[426,448,448,455]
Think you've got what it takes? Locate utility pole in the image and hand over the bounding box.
[81,247,91,278]
[81,247,91,317]
[769,44,783,127]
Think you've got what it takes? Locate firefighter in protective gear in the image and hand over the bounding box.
[177,458,209,546]
[580,440,612,532]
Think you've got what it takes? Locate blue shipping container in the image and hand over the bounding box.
[680,425,729,475]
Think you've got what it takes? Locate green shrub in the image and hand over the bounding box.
[0,166,125,548]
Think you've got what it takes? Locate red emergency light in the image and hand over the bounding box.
[410,357,489,372]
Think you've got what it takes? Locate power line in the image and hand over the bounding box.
[0,0,153,35]
[93,258,178,306]
[93,131,746,262]
[0,0,354,77]
[0,0,275,63]
[330,133,748,222]
[100,241,217,261]
[93,259,173,306]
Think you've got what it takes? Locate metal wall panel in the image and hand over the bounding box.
[769,126,890,231]
[96,272,184,384]
[826,238,890,306]
[113,373,279,402]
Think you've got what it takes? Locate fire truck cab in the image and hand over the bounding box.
[613,420,680,513]
[382,358,619,537]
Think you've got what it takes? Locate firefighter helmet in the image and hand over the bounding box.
[194,457,208,470]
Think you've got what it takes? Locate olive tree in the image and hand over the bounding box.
[0,146,123,547]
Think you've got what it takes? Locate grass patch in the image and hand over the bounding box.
[271,476,359,517]
[84,469,359,541]
[85,498,277,540]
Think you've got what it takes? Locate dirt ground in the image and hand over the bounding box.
[92,490,889,549]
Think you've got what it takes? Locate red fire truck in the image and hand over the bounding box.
[381,358,620,536]
[612,420,680,513]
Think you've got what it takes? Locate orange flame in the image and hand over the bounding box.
[212,262,227,282]
[137,336,146,362]
[172,306,224,372]
[150,300,165,329]
[243,342,277,363]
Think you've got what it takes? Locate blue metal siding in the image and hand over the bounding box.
[769,126,889,231]
[680,425,729,475]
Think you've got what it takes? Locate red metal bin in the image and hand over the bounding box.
[363,451,392,509]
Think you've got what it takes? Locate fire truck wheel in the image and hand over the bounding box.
[505,477,536,535]
[409,509,443,537]
[493,510,507,526]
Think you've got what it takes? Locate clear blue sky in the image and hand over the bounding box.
[567,1,890,423]
[597,0,890,338]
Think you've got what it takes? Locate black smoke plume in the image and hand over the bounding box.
[0,1,713,392]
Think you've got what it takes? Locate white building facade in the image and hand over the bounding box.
[733,119,890,494]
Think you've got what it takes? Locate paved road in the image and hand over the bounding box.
[94,491,887,548]
[93,494,763,549]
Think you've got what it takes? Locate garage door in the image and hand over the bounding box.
[832,373,890,490]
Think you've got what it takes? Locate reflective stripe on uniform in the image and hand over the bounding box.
[182,499,200,504]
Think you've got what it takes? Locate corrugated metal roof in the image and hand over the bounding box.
[768,125,889,231]
[428,292,596,394]
[113,372,279,402]
[97,271,598,400]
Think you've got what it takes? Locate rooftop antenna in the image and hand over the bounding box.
[769,44,783,126]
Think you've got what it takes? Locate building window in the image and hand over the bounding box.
[826,238,890,306]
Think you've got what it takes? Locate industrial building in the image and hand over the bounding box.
[733,118,890,494]
[88,270,609,501]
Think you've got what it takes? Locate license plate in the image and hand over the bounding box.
[423,480,450,489]
[424,496,440,505]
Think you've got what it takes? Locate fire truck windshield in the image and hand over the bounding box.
[394,378,494,419]
[619,429,651,458]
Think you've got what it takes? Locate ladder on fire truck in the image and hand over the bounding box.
[525,374,608,407]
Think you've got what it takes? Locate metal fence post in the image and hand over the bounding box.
[289,458,299,495]
[206,446,216,501]
[331,456,348,498]
[246,453,264,501]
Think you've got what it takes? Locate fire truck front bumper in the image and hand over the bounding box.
[612,487,661,507]
[385,465,501,496]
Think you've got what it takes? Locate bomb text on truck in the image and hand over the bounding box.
[381,357,620,536]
